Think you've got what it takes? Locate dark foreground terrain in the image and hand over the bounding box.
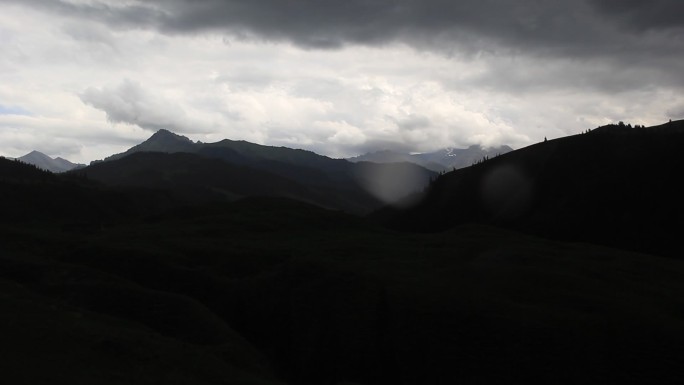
[2,122,684,384]
[2,198,684,384]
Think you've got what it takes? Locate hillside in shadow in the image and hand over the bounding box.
[3,196,684,384]
[3,121,684,384]
[379,120,684,258]
[0,157,175,224]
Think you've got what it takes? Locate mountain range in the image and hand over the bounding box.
[14,150,85,173]
[348,144,513,172]
[6,132,507,176]
[77,129,438,214]
[3,120,684,384]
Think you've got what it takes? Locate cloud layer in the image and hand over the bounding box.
[1,0,683,162]
[14,0,684,54]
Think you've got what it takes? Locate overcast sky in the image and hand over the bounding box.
[1,0,683,163]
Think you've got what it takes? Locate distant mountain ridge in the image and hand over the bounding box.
[348,144,513,172]
[17,150,84,173]
[82,129,438,214]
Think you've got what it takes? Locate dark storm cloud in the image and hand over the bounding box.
[8,0,684,96]
[589,0,684,32]
[9,0,681,57]
[154,0,605,55]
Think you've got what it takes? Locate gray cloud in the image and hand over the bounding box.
[396,114,432,131]
[667,104,684,120]
[8,0,681,56]
[4,0,163,30]
[80,79,198,133]
[589,0,684,32]
[10,0,683,96]
[145,0,606,53]
[2,0,683,163]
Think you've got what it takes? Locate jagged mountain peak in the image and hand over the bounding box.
[17,150,84,173]
[103,129,198,162]
[148,128,192,140]
[22,150,53,161]
[144,129,194,146]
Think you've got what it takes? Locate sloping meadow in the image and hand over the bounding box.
[2,198,684,384]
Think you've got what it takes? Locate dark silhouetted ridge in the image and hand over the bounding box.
[380,119,684,258]
[103,129,197,161]
[0,155,55,181]
[0,156,172,223]
[91,129,437,213]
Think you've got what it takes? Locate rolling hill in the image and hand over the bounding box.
[2,196,684,384]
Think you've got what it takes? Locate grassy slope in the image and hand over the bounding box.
[2,198,684,384]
